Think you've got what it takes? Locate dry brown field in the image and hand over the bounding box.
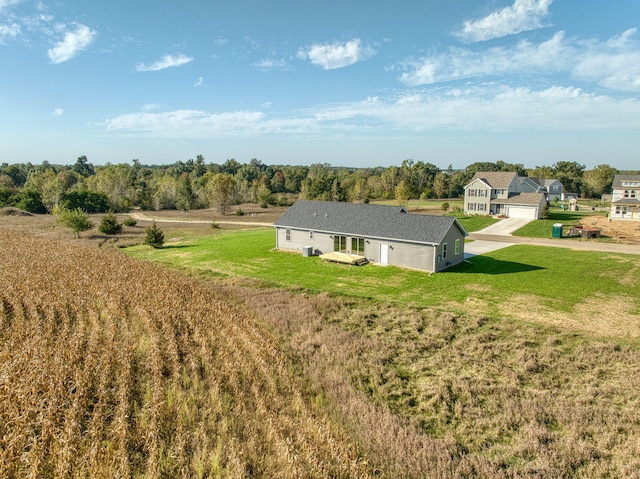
[2,211,640,478]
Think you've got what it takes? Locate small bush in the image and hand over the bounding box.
[98,212,122,235]
[211,222,220,229]
[144,221,165,248]
[235,208,245,216]
[123,216,137,227]
[441,202,450,211]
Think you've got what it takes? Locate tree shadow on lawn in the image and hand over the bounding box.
[448,256,545,275]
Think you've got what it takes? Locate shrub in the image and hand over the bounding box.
[144,221,165,248]
[235,208,245,216]
[98,212,122,235]
[123,216,137,227]
[57,208,94,238]
[441,202,450,211]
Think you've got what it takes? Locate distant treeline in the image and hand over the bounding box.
[0,155,634,214]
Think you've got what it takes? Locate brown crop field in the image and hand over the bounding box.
[2,217,640,478]
[0,229,369,478]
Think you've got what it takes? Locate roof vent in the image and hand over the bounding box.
[324,213,328,218]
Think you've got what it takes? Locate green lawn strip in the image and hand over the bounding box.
[125,228,639,316]
[512,209,607,238]
[454,215,500,233]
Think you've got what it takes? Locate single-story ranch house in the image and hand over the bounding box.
[273,200,468,272]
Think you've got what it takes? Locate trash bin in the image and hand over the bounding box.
[552,223,563,238]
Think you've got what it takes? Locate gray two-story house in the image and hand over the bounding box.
[273,200,468,272]
[520,177,563,202]
[464,172,546,219]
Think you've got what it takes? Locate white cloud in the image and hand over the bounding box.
[253,58,289,72]
[194,76,204,87]
[0,22,21,44]
[47,23,96,63]
[400,29,640,92]
[0,0,23,12]
[456,0,553,42]
[104,110,266,137]
[100,84,640,140]
[401,32,569,85]
[52,107,64,116]
[297,38,374,70]
[572,28,640,92]
[135,53,193,72]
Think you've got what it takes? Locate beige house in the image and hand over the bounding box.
[610,174,640,220]
[464,172,546,219]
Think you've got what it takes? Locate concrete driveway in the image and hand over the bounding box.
[474,217,532,235]
[464,240,512,259]
[463,218,532,259]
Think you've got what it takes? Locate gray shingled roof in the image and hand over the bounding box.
[273,200,467,245]
[612,174,640,188]
[491,192,545,206]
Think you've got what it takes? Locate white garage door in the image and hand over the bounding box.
[506,206,537,219]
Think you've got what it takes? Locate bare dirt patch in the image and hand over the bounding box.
[581,215,640,245]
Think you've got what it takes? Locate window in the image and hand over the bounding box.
[334,235,347,253]
[478,189,487,197]
[442,242,448,260]
[624,190,631,198]
[468,203,476,211]
[455,239,460,255]
[351,237,365,255]
[478,203,487,211]
[285,229,291,241]
[468,189,477,197]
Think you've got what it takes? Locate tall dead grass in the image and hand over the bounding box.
[0,229,370,478]
[225,285,640,478]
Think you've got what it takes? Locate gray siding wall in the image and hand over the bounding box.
[276,226,464,272]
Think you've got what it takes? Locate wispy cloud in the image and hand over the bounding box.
[47,23,96,63]
[52,107,64,116]
[135,53,193,72]
[101,84,640,140]
[0,22,21,44]
[253,58,289,72]
[455,0,553,43]
[0,0,23,12]
[104,110,266,137]
[194,76,204,87]
[400,29,640,92]
[297,38,374,70]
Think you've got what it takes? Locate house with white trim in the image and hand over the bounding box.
[464,172,546,219]
[610,174,640,220]
[273,200,468,272]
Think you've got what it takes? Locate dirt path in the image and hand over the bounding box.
[130,211,273,227]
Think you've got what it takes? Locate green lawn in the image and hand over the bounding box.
[512,209,607,238]
[125,228,639,319]
[454,215,499,232]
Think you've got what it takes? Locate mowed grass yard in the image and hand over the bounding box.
[126,227,640,339]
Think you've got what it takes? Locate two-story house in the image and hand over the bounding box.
[464,172,546,219]
[520,177,563,202]
[610,174,640,220]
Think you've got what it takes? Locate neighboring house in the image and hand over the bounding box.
[520,177,563,202]
[464,172,546,219]
[610,174,640,220]
[273,200,468,272]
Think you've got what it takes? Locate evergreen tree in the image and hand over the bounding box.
[144,221,165,248]
[98,212,122,235]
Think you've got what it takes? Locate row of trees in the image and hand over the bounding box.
[0,155,633,214]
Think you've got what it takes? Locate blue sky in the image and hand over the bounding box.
[1,0,639,170]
